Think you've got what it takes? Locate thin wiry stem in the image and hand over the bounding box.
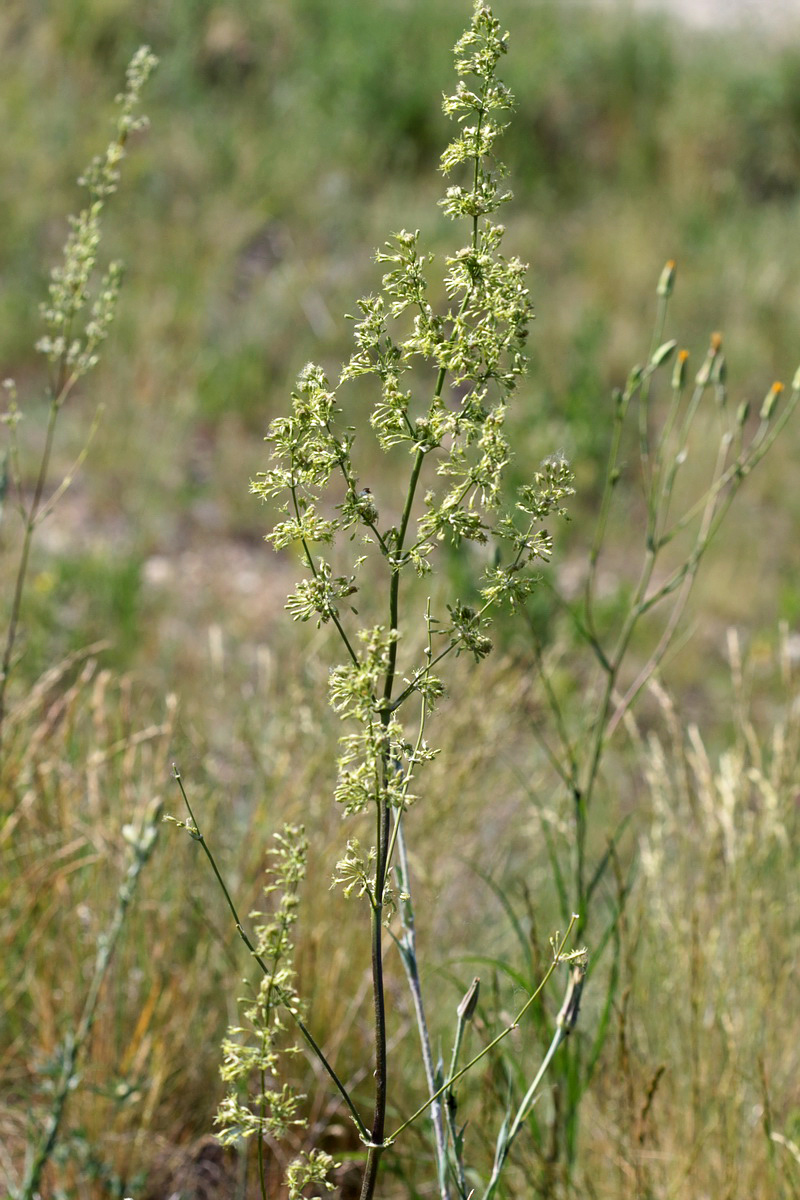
[0,372,65,752]
[288,481,359,665]
[0,343,86,744]
[393,820,451,1200]
[360,437,429,1200]
[482,964,585,1200]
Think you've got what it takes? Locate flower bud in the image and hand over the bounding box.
[356,487,378,524]
[627,365,644,391]
[695,333,723,388]
[760,381,783,421]
[650,339,677,368]
[657,259,676,298]
[695,358,712,387]
[457,976,480,1021]
[672,349,689,390]
[711,353,727,386]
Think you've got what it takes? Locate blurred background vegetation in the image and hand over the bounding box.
[2,1,800,1197]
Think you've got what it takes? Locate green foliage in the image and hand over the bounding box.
[23,552,143,670]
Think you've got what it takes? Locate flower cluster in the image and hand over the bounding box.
[36,46,158,382]
[253,0,572,892]
[215,825,336,1196]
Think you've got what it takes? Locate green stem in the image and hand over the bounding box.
[360,441,430,1200]
[257,1057,269,1200]
[289,481,359,665]
[443,996,473,1199]
[638,291,670,487]
[393,821,451,1200]
[387,522,536,716]
[584,387,628,642]
[574,538,657,929]
[605,426,736,738]
[0,377,65,751]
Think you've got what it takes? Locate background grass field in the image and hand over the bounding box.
[2,1,800,1197]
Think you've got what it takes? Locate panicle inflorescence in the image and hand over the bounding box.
[252,0,572,882]
[216,825,337,1190]
[36,47,157,382]
[215,827,306,1143]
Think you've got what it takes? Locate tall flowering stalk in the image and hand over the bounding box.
[175,5,582,1199]
[247,5,576,1197]
[0,46,157,752]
